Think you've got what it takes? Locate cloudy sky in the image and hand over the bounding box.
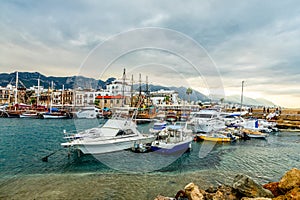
[1,0,300,107]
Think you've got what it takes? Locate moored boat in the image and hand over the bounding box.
[74,106,100,119]
[166,111,178,122]
[190,109,226,133]
[20,110,41,118]
[61,118,156,154]
[196,133,234,142]
[151,124,193,154]
[242,129,269,139]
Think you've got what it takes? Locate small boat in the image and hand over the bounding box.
[242,129,269,139]
[4,110,23,118]
[43,112,68,119]
[20,111,40,118]
[42,108,69,119]
[61,118,156,154]
[196,131,237,142]
[166,111,178,122]
[180,113,189,121]
[74,106,100,119]
[151,125,193,154]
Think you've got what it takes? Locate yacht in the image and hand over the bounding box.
[190,109,226,133]
[74,106,100,119]
[61,118,156,154]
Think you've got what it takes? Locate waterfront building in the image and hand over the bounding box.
[95,95,130,109]
[150,89,179,105]
[0,85,12,104]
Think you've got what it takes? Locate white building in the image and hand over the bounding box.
[150,89,179,105]
[106,79,131,97]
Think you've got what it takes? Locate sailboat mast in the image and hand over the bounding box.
[15,71,18,105]
[130,74,133,107]
[50,81,53,112]
[240,80,244,113]
[121,68,126,107]
[139,73,142,96]
[146,75,149,106]
[37,78,40,106]
[62,84,64,107]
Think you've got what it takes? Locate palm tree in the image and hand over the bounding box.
[186,88,193,103]
[220,98,224,105]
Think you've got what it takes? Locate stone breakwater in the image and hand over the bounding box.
[154,168,300,200]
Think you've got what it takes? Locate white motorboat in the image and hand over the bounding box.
[74,106,100,119]
[190,109,226,133]
[43,112,68,119]
[61,118,156,154]
[151,124,193,154]
[229,117,275,133]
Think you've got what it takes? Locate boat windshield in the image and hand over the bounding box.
[116,129,135,136]
[153,124,166,130]
[195,114,214,118]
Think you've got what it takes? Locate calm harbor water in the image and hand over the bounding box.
[0,118,299,199]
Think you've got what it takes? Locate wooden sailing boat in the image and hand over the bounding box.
[132,74,156,124]
[42,81,68,119]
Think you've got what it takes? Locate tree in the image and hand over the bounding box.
[94,99,100,106]
[220,98,224,104]
[186,88,193,103]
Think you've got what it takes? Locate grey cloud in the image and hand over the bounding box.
[1,0,300,106]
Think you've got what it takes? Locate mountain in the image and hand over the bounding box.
[0,72,114,89]
[169,86,209,102]
[225,95,276,107]
[134,84,209,102]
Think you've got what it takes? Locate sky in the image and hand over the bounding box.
[0,0,300,108]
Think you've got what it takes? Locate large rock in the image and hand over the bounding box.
[241,198,272,200]
[153,195,174,200]
[214,185,240,200]
[232,174,274,198]
[184,182,204,200]
[285,187,300,200]
[263,182,283,197]
[278,168,300,193]
[273,187,300,200]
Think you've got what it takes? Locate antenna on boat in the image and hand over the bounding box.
[121,68,126,107]
[130,74,134,107]
[14,71,19,108]
[139,73,142,96]
[240,80,244,115]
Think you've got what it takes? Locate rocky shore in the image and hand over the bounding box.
[154,168,300,200]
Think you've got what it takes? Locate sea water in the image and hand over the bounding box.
[0,118,299,199]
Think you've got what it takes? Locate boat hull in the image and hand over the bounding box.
[43,114,68,119]
[63,136,155,154]
[247,134,268,139]
[20,114,39,119]
[197,135,232,142]
[151,139,192,154]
